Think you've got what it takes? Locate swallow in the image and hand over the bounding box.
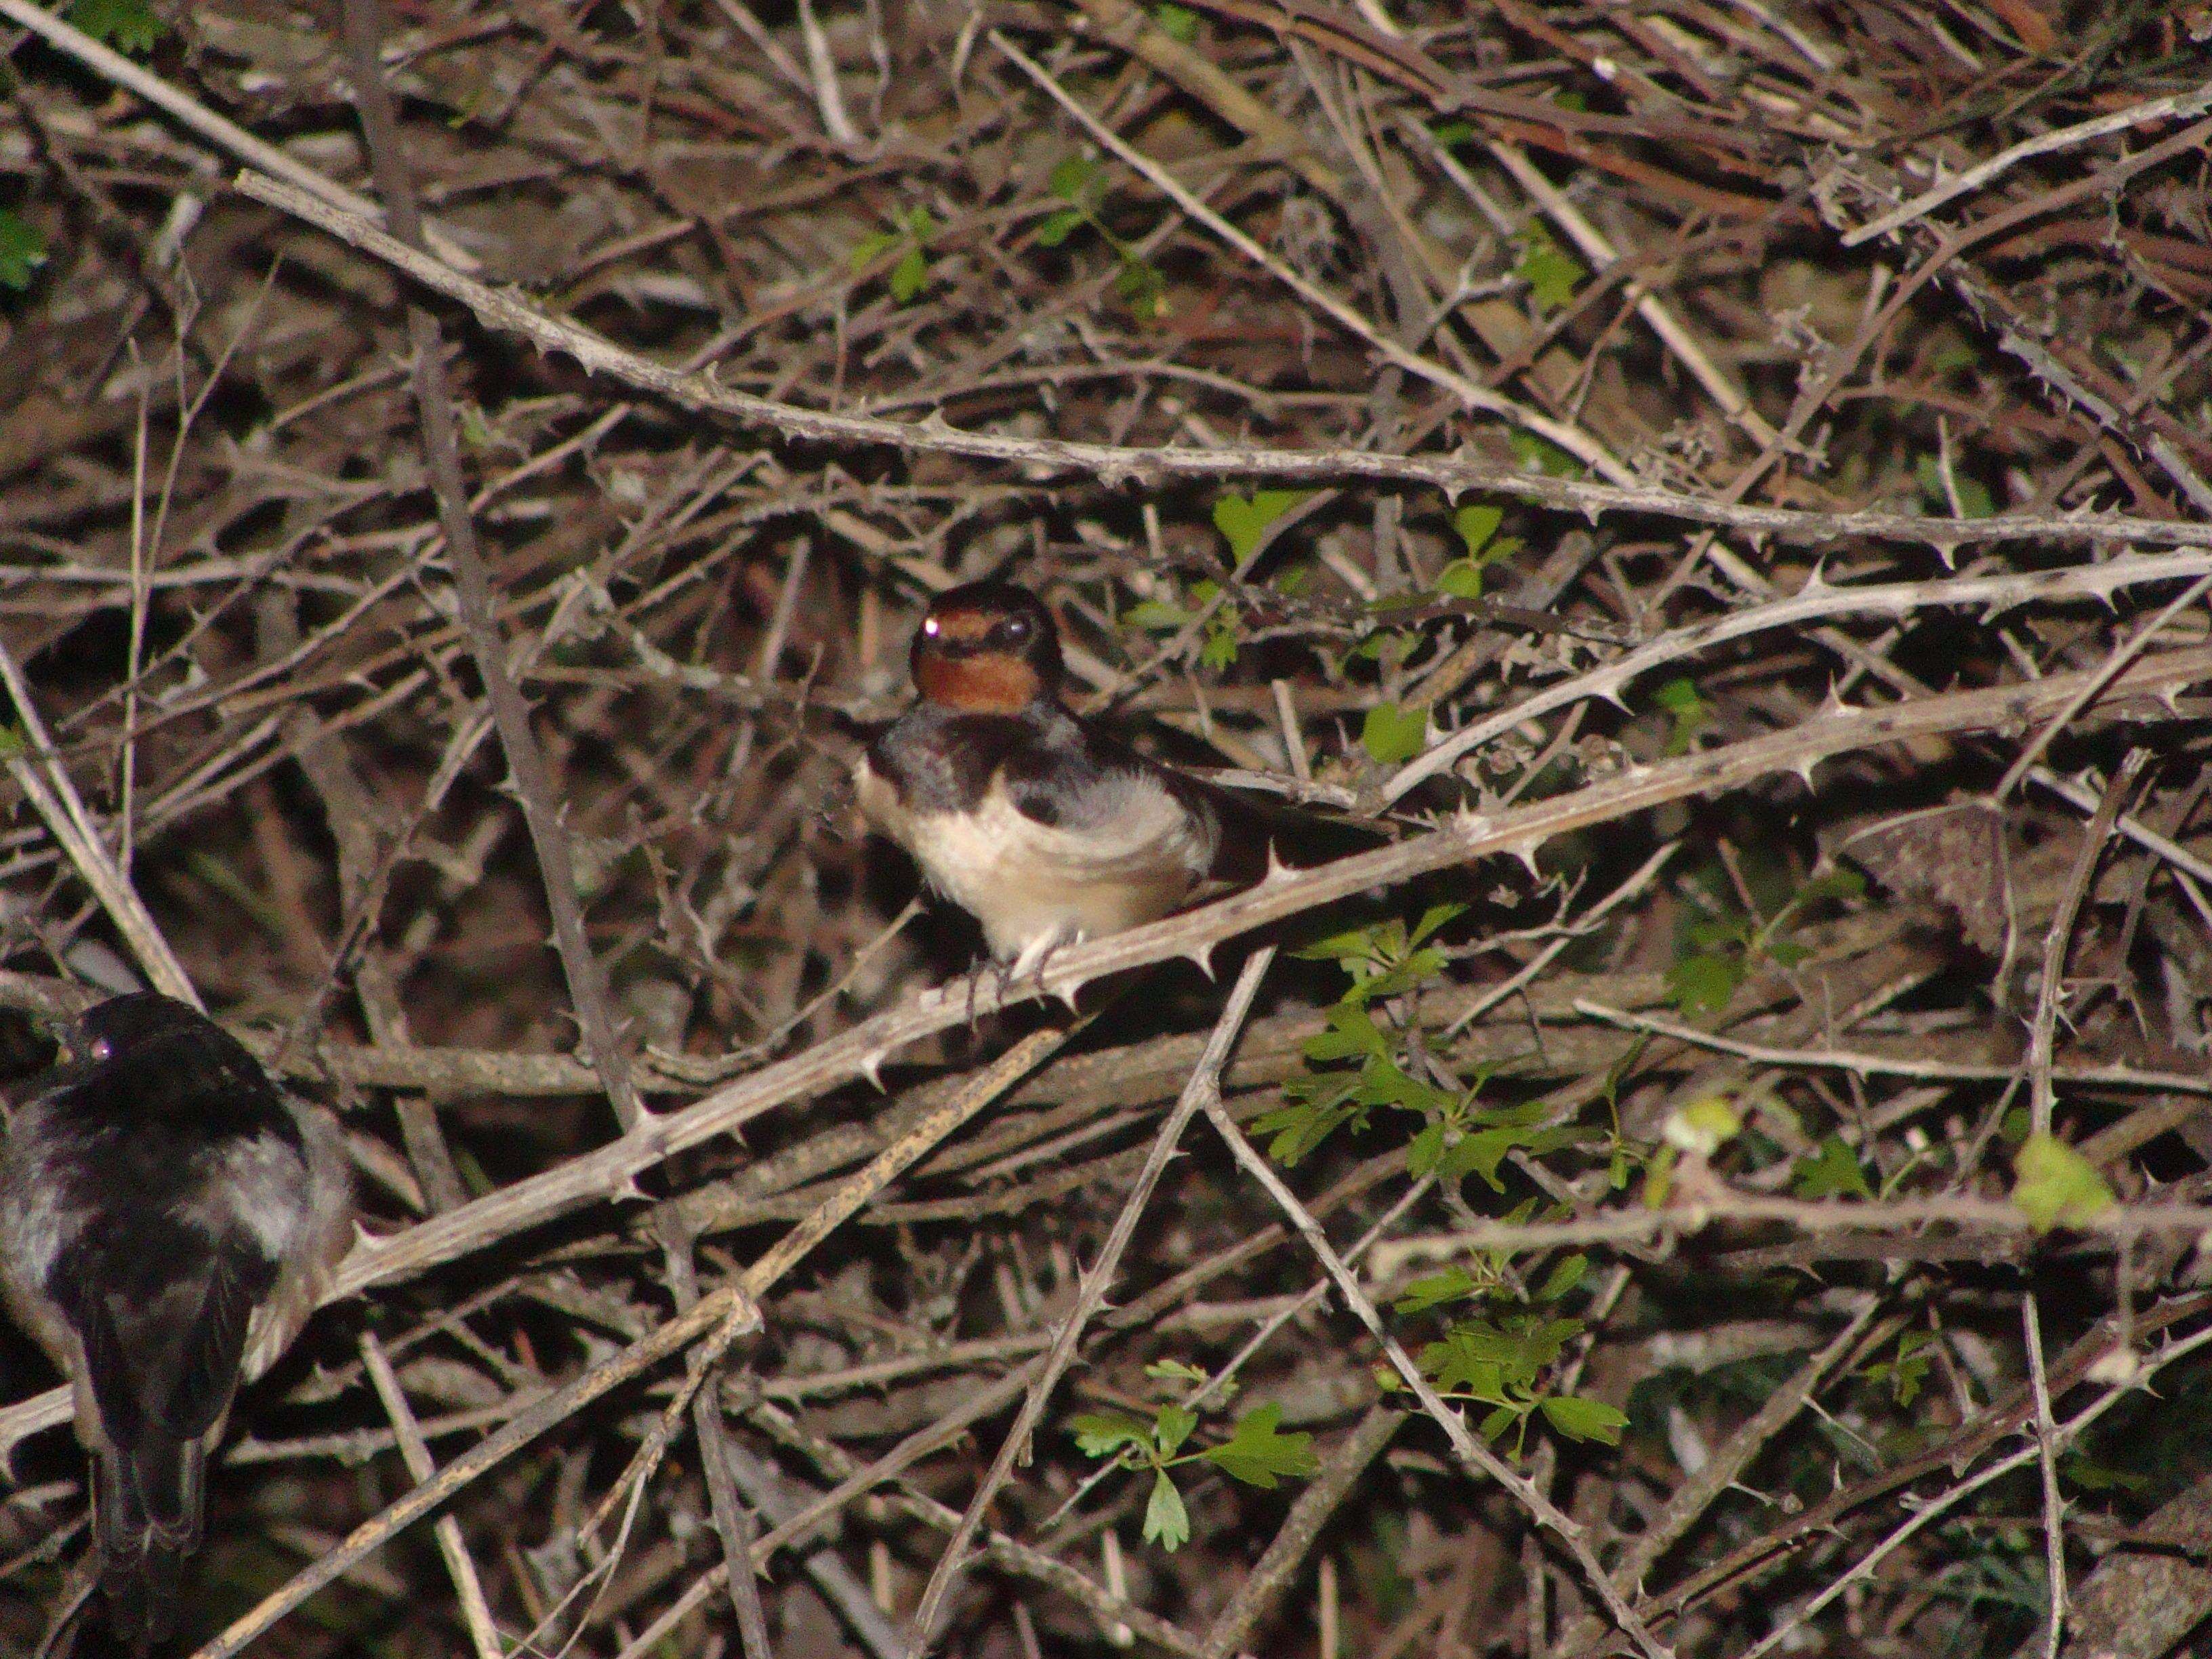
[0,994,354,1652]
[855,579,1229,983]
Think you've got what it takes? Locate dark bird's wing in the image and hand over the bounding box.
[58,1232,276,1652]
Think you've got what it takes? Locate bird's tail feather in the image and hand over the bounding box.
[92,1432,202,1652]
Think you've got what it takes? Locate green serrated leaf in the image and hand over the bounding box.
[1200,618,1239,671]
[1410,902,1467,948]
[1793,1134,1873,1200]
[1035,205,1088,247]
[888,245,929,304]
[1361,701,1427,764]
[1200,1404,1318,1488]
[1395,1267,1477,1315]
[1539,1394,1627,1446]
[2011,1132,2114,1231]
[1144,1469,1191,1550]
[1154,1404,1199,1458]
[1147,1357,1209,1387]
[1514,233,1584,312]
[1302,1002,1388,1063]
[0,209,47,290]
[1213,489,1311,566]
[1072,1413,1151,1459]
[1152,1,1199,39]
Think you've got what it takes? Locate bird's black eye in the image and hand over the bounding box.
[997,614,1032,644]
[89,1037,114,1063]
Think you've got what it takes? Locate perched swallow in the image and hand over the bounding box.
[855,580,1228,980]
[0,994,353,1652]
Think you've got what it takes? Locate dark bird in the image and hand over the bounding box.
[856,579,1338,982]
[0,994,354,1652]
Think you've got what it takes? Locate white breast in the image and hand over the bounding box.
[859,760,1212,967]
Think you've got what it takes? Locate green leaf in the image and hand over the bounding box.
[1539,1394,1627,1446]
[1035,205,1088,247]
[1146,1358,1210,1387]
[1395,1268,1477,1315]
[1793,1134,1872,1200]
[1302,1002,1388,1063]
[1515,232,1584,312]
[1509,430,1584,478]
[1152,1,1199,39]
[1073,1413,1152,1458]
[1665,951,1742,1017]
[1662,1096,1742,1158]
[1533,1254,1589,1302]
[1153,1404,1199,1459]
[888,245,929,304]
[1409,902,1467,949]
[1436,559,1486,600]
[1200,1404,1318,1488]
[1452,504,1504,557]
[1212,489,1311,565]
[1122,598,1192,632]
[1433,119,1475,146]
[0,209,47,289]
[1115,255,1166,319]
[2011,1132,2115,1231]
[850,228,899,270]
[1361,701,1427,764]
[1200,617,1239,671]
[65,0,163,53]
[1143,1470,1191,1550]
[1048,155,1101,201]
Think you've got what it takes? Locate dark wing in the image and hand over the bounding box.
[59,1233,277,1650]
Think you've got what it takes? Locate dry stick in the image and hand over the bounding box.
[339,0,644,1132]
[1843,80,2212,246]
[0,638,198,1004]
[1195,1099,1673,1659]
[2024,1294,2066,1659]
[1197,1404,1404,1659]
[0,0,475,268]
[905,949,1276,1650]
[1385,549,2212,802]
[225,168,2212,554]
[1370,1188,2212,1279]
[9,640,2209,1462]
[359,1334,505,1659]
[2026,751,2148,1139]
[184,1025,1071,1659]
[1567,1002,2212,1097]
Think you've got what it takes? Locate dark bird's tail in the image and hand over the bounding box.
[91,1430,203,1652]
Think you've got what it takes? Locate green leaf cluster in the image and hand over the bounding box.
[851,206,940,304]
[1434,502,1521,599]
[1390,1306,1626,1450]
[1033,152,1168,321]
[1073,1400,1318,1551]
[1664,866,1864,1019]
